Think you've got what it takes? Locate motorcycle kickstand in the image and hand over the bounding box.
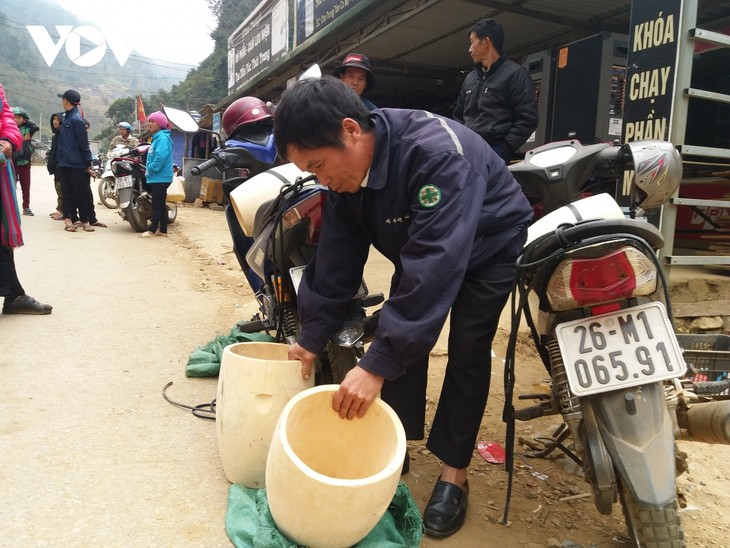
[524,423,583,466]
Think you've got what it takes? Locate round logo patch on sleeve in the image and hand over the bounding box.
[418,184,442,208]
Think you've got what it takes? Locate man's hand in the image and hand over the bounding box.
[333,366,385,420]
[288,342,317,380]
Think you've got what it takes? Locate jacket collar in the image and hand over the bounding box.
[367,109,390,191]
[475,54,506,75]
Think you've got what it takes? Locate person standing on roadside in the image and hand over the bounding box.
[275,76,533,538]
[11,107,39,215]
[0,83,52,314]
[139,111,173,238]
[57,89,97,233]
[333,53,377,111]
[46,112,64,220]
[453,18,537,163]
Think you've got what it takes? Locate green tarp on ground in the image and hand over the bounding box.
[186,326,275,377]
[225,482,423,547]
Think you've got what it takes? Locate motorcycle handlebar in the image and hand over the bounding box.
[191,157,220,176]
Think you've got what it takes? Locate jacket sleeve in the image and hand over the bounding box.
[72,119,93,166]
[0,87,23,150]
[297,194,371,354]
[504,67,538,152]
[453,80,467,123]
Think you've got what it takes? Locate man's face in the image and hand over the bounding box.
[286,119,373,194]
[119,128,130,137]
[468,32,490,64]
[14,114,24,125]
[339,67,368,97]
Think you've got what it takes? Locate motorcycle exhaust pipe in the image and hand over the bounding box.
[677,401,730,444]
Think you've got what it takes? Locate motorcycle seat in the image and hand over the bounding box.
[521,218,664,265]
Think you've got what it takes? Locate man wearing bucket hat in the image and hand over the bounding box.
[276,76,532,538]
[332,53,377,111]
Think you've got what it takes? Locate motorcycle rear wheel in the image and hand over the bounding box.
[98,177,118,209]
[317,343,357,385]
[167,203,177,224]
[123,195,150,233]
[620,484,686,548]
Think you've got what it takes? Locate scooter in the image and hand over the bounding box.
[109,144,177,232]
[502,139,730,546]
[176,100,382,384]
[98,146,127,209]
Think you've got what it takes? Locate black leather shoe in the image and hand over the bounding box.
[2,295,53,315]
[402,449,410,475]
[423,480,469,538]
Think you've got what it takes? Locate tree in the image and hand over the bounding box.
[100,0,258,134]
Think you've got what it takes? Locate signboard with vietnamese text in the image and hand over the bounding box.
[227,0,289,94]
[296,0,365,46]
[620,0,682,199]
[621,1,682,144]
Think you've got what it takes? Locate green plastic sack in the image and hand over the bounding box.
[186,325,275,377]
[225,482,423,548]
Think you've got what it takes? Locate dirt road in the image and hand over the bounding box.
[2,167,729,547]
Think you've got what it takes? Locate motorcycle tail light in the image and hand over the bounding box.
[546,246,658,311]
[281,191,326,246]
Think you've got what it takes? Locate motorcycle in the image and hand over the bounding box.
[98,146,127,209]
[109,143,177,232]
[176,100,383,384]
[503,139,730,546]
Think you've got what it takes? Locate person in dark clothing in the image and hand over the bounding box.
[274,76,533,538]
[46,112,64,220]
[11,107,39,215]
[453,18,538,162]
[0,83,52,314]
[56,89,97,232]
[332,53,377,111]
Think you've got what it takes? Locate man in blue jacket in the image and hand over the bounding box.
[57,89,97,232]
[274,76,533,538]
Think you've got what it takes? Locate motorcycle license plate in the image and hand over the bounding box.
[555,302,686,397]
[116,175,133,189]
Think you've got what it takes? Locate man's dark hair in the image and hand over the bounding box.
[274,76,373,160]
[471,18,504,54]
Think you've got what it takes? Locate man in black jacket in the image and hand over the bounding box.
[454,18,538,162]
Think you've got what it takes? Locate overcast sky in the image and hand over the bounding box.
[57,0,217,67]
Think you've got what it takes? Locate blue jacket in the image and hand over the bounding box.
[57,107,92,169]
[146,129,173,183]
[297,108,533,380]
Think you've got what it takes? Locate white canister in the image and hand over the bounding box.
[216,342,313,488]
[266,385,406,548]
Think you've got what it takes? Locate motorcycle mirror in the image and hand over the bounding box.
[163,106,199,133]
[299,64,321,81]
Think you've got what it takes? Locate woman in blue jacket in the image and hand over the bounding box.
[140,111,173,238]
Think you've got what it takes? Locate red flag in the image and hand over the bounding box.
[135,95,146,123]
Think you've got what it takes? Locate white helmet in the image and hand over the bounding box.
[626,140,682,210]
